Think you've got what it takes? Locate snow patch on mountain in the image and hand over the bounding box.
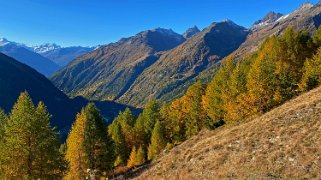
[32,43,61,53]
[276,14,290,22]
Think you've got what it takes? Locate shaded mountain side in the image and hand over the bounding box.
[0,53,75,133]
[133,86,321,179]
[0,44,60,76]
[234,2,321,58]
[118,21,248,107]
[51,28,185,101]
[0,53,141,139]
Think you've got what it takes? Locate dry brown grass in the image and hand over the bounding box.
[135,87,321,179]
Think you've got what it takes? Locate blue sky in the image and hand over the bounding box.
[0,0,319,47]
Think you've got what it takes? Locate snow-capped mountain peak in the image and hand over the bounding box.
[0,37,15,46]
[32,43,61,53]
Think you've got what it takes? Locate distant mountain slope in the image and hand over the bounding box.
[118,20,248,106]
[33,43,94,66]
[135,86,321,179]
[235,2,321,58]
[51,28,186,101]
[0,53,140,138]
[0,42,60,76]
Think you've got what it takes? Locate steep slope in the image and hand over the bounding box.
[235,2,321,57]
[134,86,321,179]
[118,20,248,106]
[51,28,185,100]
[33,43,94,66]
[0,53,140,137]
[0,53,76,133]
[0,42,60,76]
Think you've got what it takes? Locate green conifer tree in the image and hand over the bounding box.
[147,120,167,160]
[184,81,208,138]
[135,146,146,166]
[0,92,66,179]
[202,58,235,123]
[66,103,114,179]
[300,47,321,91]
[83,103,114,175]
[109,123,128,167]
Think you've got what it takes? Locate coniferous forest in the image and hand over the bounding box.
[1,26,321,179]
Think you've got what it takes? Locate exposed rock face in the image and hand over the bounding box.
[253,11,283,26]
[183,26,201,38]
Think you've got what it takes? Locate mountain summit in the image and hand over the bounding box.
[183,26,201,38]
[251,11,283,30]
[254,11,283,25]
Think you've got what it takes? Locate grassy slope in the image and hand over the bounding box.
[136,86,321,179]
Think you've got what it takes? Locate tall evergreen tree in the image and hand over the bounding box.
[83,103,114,175]
[202,58,235,122]
[0,92,66,179]
[161,101,186,145]
[133,114,148,148]
[132,99,161,149]
[300,47,321,91]
[142,99,160,138]
[223,61,250,123]
[65,109,87,179]
[0,109,7,141]
[65,103,113,179]
[246,38,278,115]
[127,146,137,168]
[0,109,7,176]
[184,81,208,138]
[147,120,167,160]
[113,108,136,151]
[135,146,146,166]
[109,123,128,167]
[312,26,321,47]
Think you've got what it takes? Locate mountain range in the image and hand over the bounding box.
[51,22,248,107]
[32,43,95,66]
[50,28,186,102]
[51,2,321,108]
[0,38,94,76]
